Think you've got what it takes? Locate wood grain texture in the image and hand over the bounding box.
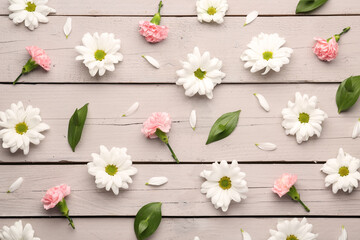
[1,164,360,216]
[1,0,359,16]
[0,218,358,240]
[1,84,359,163]
[1,16,359,84]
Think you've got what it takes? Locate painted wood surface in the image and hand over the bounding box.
[1,16,359,84]
[1,164,359,216]
[1,84,359,163]
[0,0,359,16]
[0,218,357,240]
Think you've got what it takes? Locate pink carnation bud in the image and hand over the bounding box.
[272,173,297,197]
[139,21,169,43]
[41,184,71,210]
[312,37,339,62]
[141,112,171,138]
[26,46,51,71]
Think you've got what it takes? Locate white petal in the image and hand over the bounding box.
[241,229,252,240]
[122,102,139,117]
[63,17,72,38]
[142,55,160,69]
[146,177,168,186]
[189,110,197,130]
[351,120,360,139]
[254,93,270,112]
[8,177,24,193]
[244,11,258,26]
[194,237,200,240]
[255,142,277,151]
[338,226,347,240]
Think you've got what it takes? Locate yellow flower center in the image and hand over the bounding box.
[194,68,206,80]
[298,112,310,123]
[25,1,36,12]
[94,50,106,61]
[207,7,217,15]
[105,164,118,176]
[219,176,232,190]
[339,166,349,177]
[286,235,298,240]
[263,51,273,61]
[15,122,28,135]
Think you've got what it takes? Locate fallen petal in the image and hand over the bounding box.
[142,55,160,69]
[122,102,139,117]
[244,11,258,26]
[351,119,360,139]
[63,17,72,39]
[254,93,270,112]
[194,237,200,240]
[146,177,168,186]
[338,226,347,240]
[189,110,197,130]
[255,142,277,151]
[241,229,252,240]
[8,177,24,193]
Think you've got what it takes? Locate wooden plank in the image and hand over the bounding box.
[1,84,359,163]
[1,164,360,216]
[0,0,359,16]
[0,218,358,239]
[1,16,359,84]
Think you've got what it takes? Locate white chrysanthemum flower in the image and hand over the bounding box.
[87,145,138,195]
[200,160,248,212]
[241,33,293,75]
[196,0,228,24]
[0,101,50,155]
[75,32,123,77]
[281,92,327,144]
[176,47,225,99]
[8,0,56,31]
[321,148,360,194]
[268,218,318,240]
[0,220,40,240]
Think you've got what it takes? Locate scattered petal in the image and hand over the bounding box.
[142,55,160,69]
[194,237,200,240]
[244,11,258,26]
[255,143,277,151]
[338,226,347,240]
[63,17,72,39]
[122,102,140,117]
[241,229,252,240]
[254,93,270,112]
[7,177,24,193]
[352,119,360,139]
[189,110,197,130]
[146,177,168,186]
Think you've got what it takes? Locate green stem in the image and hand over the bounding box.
[56,199,75,229]
[155,129,180,163]
[157,1,163,13]
[13,72,23,85]
[65,214,75,229]
[298,199,310,212]
[166,143,179,163]
[150,1,163,25]
[327,26,351,42]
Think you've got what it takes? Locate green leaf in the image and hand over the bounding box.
[67,103,89,152]
[296,0,328,13]
[134,202,162,240]
[206,110,241,145]
[336,76,360,113]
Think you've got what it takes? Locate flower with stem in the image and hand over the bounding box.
[142,112,179,163]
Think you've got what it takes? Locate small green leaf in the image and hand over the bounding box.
[336,76,360,113]
[296,0,328,13]
[67,103,89,152]
[134,202,162,240]
[206,110,241,145]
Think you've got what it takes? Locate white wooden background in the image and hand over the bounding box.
[1,0,360,239]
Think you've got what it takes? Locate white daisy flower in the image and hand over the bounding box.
[200,160,248,212]
[8,0,56,31]
[268,218,318,240]
[87,145,138,195]
[196,0,228,24]
[0,101,50,155]
[0,220,40,240]
[281,92,327,144]
[241,33,293,75]
[176,47,226,99]
[75,32,123,77]
[321,148,360,194]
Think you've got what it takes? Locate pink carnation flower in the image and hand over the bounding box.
[139,21,169,43]
[26,46,51,71]
[142,112,171,138]
[312,37,339,62]
[41,184,71,210]
[272,173,297,197]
